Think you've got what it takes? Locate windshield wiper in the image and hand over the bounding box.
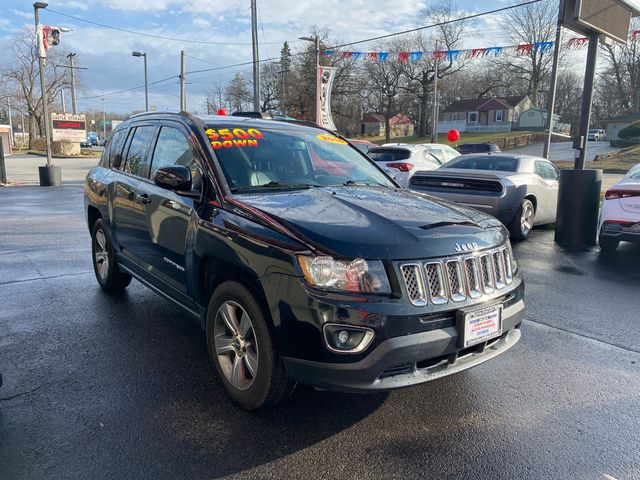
[231,181,314,192]
[341,180,389,187]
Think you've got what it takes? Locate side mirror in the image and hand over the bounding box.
[154,165,192,191]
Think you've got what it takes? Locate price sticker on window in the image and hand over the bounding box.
[205,127,263,149]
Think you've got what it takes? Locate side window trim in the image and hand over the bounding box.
[149,122,203,177]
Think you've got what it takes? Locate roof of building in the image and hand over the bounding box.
[361,113,413,125]
[604,112,640,123]
[443,95,528,113]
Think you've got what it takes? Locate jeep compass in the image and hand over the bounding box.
[84,112,525,409]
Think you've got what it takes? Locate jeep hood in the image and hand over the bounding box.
[231,186,508,260]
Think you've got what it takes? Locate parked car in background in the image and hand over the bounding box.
[598,163,640,251]
[349,139,377,154]
[457,143,501,155]
[367,145,442,187]
[409,154,559,240]
[84,111,524,409]
[384,142,460,164]
[587,129,606,141]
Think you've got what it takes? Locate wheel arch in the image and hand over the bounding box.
[87,205,102,233]
[523,194,537,213]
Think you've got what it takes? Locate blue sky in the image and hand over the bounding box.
[0,0,526,114]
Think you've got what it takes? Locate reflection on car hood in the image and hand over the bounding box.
[232,186,507,260]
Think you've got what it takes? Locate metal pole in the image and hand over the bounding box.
[7,98,14,146]
[102,96,106,140]
[143,53,149,111]
[61,89,66,113]
[431,41,439,143]
[180,50,186,111]
[543,0,564,159]
[68,53,77,115]
[315,36,320,124]
[34,5,53,167]
[251,0,260,111]
[0,137,6,184]
[575,32,600,170]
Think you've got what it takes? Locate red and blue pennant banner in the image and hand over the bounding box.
[322,31,640,62]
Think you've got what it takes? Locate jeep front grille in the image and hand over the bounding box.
[400,245,516,306]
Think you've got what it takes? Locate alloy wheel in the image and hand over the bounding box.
[520,204,534,236]
[214,301,259,391]
[94,229,109,280]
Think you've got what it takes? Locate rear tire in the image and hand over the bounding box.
[510,199,535,241]
[598,235,619,252]
[206,281,295,410]
[91,219,132,292]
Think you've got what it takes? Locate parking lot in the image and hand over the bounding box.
[1,186,639,480]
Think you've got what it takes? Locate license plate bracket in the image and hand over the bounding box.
[456,303,503,348]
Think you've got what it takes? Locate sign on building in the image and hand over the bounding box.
[562,0,640,44]
[51,113,87,142]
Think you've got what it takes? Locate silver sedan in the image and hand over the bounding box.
[409,154,560,240]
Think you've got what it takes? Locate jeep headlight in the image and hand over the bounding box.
[297,256,391,294]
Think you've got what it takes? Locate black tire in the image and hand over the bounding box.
[206,281,295,410]
[598,235,619,252]
[509,198,535,241]
[91,218,132,292]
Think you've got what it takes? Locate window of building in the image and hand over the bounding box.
[468,112,478,122]
[495,110,504,122]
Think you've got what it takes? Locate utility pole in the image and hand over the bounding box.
[34,2,53,168]
[250,0,260,111]
[101,96,106,140]
[431,41,440,144]
[180,50,186,111]
[6,97,14,146]
[543,0,564,159]
[61,89,66,113]
[67,53,77,114]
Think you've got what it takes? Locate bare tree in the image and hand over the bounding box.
[225,72,251,112]
[500,0,557,107]
[259,62,281,113]
[0,27,72,148]
[404,1,468,137]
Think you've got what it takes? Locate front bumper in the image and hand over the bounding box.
[283,296,524,393]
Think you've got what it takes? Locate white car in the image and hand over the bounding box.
[383,142,460,164]
[598,163,640,251]
[368,145,442,187]
[587,129,607,141]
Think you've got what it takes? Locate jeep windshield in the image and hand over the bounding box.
[205,124,395,192]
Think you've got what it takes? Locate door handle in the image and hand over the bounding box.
[137,193,152,204]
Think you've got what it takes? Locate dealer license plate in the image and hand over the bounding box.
[460,304,502,348]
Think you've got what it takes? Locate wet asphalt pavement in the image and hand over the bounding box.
[0,187,639,480]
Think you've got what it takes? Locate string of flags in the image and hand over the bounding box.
[322,29,640,63]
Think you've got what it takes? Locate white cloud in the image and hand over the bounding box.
[192,18,211,28]
[54,0,90,11]
[11,9,33,19]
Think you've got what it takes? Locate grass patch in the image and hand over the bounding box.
[366,130,538,146]
[553,145,640,174]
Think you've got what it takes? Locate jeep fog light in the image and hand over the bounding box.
[323,324,375,354]
[298,255,391,294]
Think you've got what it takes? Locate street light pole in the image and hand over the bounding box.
[34,2,53,168]
[431,41,440,144]
[180,50,186,111]
[543,0,564,159]
[67,52,77,114]
[132,51,149,111]
[250,0,260,111]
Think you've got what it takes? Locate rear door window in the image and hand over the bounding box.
[122,125,156,178]
[105,129,128,169]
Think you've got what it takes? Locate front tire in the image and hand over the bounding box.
[91,218,132,292]
[510,199,535,240]
[206,281,295,410]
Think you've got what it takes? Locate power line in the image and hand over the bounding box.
[185,0,547,77]
[77,76,178,100]
[46,8,286,45]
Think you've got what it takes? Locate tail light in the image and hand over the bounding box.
[605,189,640,200]
[386,162,414,172]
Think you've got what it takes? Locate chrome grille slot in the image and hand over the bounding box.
[503,247,513,284]
[492,251,506,289]
[425,262,448,304]
[446,260,466,302]
[400,264,427,306]
[399,243,517,307]
[463,257,482,299]
[480,254,495,294]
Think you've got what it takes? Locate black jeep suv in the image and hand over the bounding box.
[84,112,524,409]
